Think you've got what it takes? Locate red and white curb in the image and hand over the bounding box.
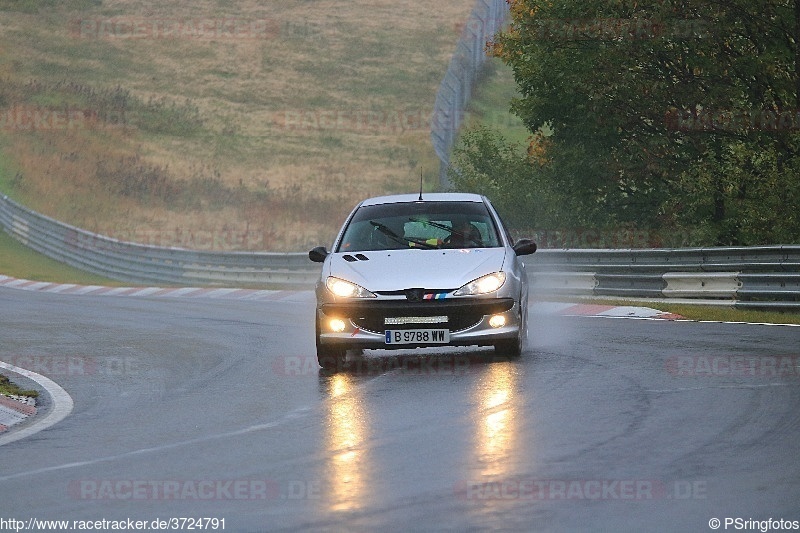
[0,394,37,434]
[0,275,685,318]
[0,361,74,446]
[534,301,684,321]
[0,275,307,302]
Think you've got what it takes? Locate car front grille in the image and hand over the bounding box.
[352,314,481,334]
[322,298,515,334]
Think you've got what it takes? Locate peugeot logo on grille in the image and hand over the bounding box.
[404,288,426,301]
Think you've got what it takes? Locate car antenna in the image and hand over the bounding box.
[418,170,424,201]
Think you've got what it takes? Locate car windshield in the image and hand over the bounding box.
[336,201,502,252]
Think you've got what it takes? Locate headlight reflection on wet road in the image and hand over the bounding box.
[324,372,370,513]
[473,362,522,480]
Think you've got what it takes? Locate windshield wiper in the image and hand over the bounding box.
[370,220,437,249]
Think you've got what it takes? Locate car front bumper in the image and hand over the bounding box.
[316,297,522,350]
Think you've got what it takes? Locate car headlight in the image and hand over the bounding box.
[325,276,376,298]
[453,272,507,296]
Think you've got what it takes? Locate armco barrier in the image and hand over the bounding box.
[525,248,800,310]
[0,195,320,288]
[1,194,799,307]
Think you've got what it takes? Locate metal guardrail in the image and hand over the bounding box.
[526,248,800,310]
[2,194,799,308]
[431,0,509,189]
[0,195,321,288]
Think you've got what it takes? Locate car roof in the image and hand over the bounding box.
[358,192,487,207]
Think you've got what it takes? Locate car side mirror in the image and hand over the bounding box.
[513,239,537,256]
[308,246,329,263]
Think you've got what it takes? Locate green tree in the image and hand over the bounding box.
[480,0,800,245]
[447,125,564,230]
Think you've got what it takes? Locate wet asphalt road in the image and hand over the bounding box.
[0,286,799,532]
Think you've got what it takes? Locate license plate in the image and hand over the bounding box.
[385,329,450,345]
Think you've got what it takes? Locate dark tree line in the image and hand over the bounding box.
[450,0,800,246]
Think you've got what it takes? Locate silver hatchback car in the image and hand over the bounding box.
[308,193,537,370]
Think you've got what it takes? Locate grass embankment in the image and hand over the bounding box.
[0,373,38,398]
[0,230,122,285]
[652,302,800,324]
[0,0,475,251]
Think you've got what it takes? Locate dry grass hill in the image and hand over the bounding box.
[0,0,475,250]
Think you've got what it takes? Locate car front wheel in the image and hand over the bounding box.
[494,336,522,358]
[493,304,526,358]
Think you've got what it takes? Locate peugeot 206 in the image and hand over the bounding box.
[308,193,537,371]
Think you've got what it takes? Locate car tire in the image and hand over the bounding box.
[317,345,346,371]
[494,336,522,358]
[494,302,527,358]
[316,317,346,371]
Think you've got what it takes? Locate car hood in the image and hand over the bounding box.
[326,248,508,292]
